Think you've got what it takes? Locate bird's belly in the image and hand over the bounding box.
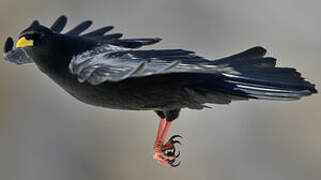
[51,73,188,111]
[67,84,185,110]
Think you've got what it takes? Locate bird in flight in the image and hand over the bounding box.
[4,16,317,167]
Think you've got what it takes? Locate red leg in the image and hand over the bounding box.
[160,121,172,142]
[154,118,165,146]
[153,119,181,167]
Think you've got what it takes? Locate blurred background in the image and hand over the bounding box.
[0,0,320,180]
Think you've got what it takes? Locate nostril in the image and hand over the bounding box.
[4,37,14,53]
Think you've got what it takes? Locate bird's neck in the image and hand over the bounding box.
[32,35,97,75]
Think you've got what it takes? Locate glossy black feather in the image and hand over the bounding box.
[211,46,267,65]
[212,57,277,67]
[106,38,161,48]
[108,40,144,48]
[117,49,195,58]
[216,66,317,100]
[66,21,93,35]
[82,26,114,37]
[121,38,162,46]
[230,67,314,88]
[100,33,123,41]
[106,49,209,65]
[50,16,67,33]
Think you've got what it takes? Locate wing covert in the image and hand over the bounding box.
[69,46,236,85]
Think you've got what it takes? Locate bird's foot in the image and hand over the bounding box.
[153,135,182,167]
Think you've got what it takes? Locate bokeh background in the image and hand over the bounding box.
[1,0,320,180]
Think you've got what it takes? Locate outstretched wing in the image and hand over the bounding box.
[69,46,269,85]
[49,15,162,48]
[4,15,161,64]
[69,43,316,100]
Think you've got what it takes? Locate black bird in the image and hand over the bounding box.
[4,16,317,166]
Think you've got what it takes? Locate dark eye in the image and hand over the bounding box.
[24,32,43,41]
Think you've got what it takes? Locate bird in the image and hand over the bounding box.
[4,16,317,167]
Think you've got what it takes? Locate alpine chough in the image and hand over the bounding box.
[3,16,317,167]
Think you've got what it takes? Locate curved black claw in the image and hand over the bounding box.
[168,159,181,167]
[4,37,14,53]
[161,134,183,167]
[169,135,183,142]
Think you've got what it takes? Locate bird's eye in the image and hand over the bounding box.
[24,34,33,40]
[25,32,43,41]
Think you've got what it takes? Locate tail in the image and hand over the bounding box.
[210,46,317,101]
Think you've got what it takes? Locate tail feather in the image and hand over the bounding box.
[192,46,317,102]
[211,59,317,100]
[217,67,317,100]
[224,79,313,100]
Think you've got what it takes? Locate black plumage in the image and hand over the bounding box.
[3,16,317,166]
[66,21,93,35]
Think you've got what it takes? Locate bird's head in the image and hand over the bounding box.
[16,21,54,50]
[4,17,97,74]
[4,21,55,66]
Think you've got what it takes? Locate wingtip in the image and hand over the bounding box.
[30,20,40,27]
[251,46,267,57]
[55,15,68,25]
[59,15,68,21]
[50,15,68,32]
[4,37,14,53]
[155,38,162,42]
[142,38,162,45]
[153,38,162,44]
[309,84,318,94]
[83,20,93,25]
[84,20,94,28]
[105,26,114,31]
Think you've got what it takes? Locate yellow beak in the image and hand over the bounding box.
[16,37,34,48]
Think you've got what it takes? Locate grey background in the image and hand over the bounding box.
[0,0,320,180]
